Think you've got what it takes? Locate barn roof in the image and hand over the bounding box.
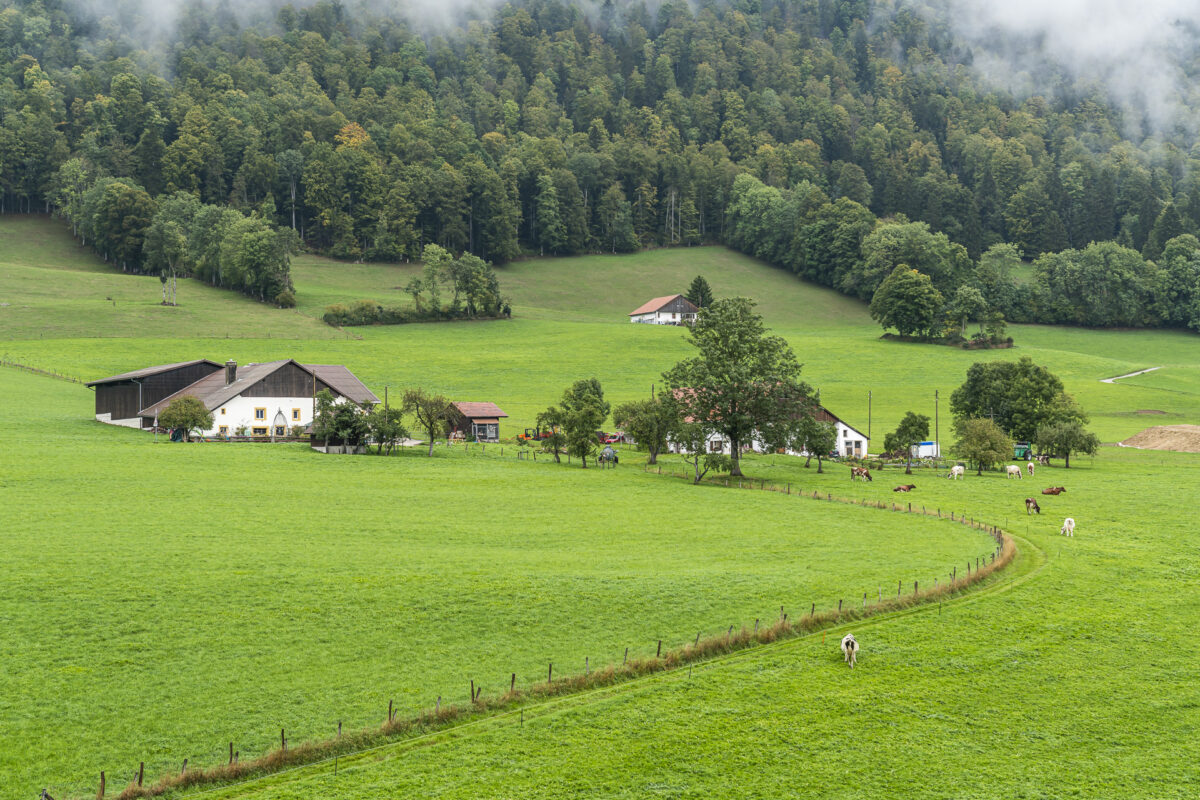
[628,294,698,316]
[453,401,508,419]
[815,406,868,440]
[136,360,378,417]
[86,360,222,386]
[305,364,380,405]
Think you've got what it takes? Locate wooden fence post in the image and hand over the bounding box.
[656,640,662,658]
[469,681,475,703]
[511,673,516,694]
[914,580,918,596]
[229,742,234,764]
[139,762,144,786]
[623,647,628,664]
[181,759,188,776]
[388,699,393,722]
[97,771,104,799]
[838,599,842,613]
[281,729,286,752]
[897,579,901,597]
[810,602,815,617]
[548,663,553,684]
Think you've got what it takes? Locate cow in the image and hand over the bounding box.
[1038,454,1051,466]
[1041,487,1066,496]
[1027,461,1036,477]
[1006,465,1023,479]
[893,484,916,492]
[850,466,873,482]
[1025,497,1041,515]
[841,633,859,668]
[1061,517,1076,537]
[947,465,965,480]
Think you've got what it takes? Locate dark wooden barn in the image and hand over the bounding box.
[86,360,222,428]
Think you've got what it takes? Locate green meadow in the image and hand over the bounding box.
[2,215,1200,798]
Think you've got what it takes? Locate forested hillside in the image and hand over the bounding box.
[3,0,1200,326]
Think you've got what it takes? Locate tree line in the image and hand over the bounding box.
[5,0,1200,326]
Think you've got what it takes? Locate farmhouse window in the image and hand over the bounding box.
[252,427,268,436]
[255,407,266,420]
[274,426,286,437]
[292,408,301,421]
[218,426,229,435]
[220,408,226,415]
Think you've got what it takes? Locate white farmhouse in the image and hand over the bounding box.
[668,405,870,459]
[91,359,378,438]
[628,294,699,325]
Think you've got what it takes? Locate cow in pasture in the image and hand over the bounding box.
[1006,465,1023,479]
[948,465,965,480]
[851,466,873,482]
[1061,517,1076,537]
[841,633,859,668]
[1025,497,1041,515]
[1027,461,1036,477]
[1038,454,1051,466]
[1041,487,1066,496]
[893,484,916,492]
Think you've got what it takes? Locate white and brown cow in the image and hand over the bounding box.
[841,633,859,668]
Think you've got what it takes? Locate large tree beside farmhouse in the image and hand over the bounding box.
[613,395,679,465]
[546,379,610,468]
[158,395,213,441]
[664,297,811,477]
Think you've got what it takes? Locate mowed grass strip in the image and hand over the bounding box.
[0,368,995,799]
[189,447,1200,800]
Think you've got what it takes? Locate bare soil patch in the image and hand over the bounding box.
[1121,425,1200,452]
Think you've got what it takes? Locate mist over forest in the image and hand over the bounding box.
[4,0,1200,329]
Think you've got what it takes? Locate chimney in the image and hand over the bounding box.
[225,360,237,385]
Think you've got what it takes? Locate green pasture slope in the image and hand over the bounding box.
[200,447,1200,800]
[1,367,994,798]
[5,215,1200,441]
[2,215,1200,797]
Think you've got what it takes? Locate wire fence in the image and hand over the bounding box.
[0,357,83,384]
[61,446,1014,800]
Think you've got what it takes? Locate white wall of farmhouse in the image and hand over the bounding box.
[630,310,694,325]
[667,421,869,458]
[95,412,143,428]
[202,395,317,436]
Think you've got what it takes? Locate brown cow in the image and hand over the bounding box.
[1041,487,1067,496]
[851,466,873,482]
[893,484,916,492]
[1025,497,1041,515]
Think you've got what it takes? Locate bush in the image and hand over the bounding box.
[274,289,296,308]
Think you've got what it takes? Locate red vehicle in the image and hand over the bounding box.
[603,432,624,444]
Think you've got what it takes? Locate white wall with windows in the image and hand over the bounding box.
[202,395,315,437]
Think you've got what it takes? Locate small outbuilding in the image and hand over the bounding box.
[452,401,508,442]
[628,294,698,325]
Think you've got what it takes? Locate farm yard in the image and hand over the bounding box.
[2,215,1200,798]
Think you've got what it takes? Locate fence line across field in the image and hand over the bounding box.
[71,447,1011,800]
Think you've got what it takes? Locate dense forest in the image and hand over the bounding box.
[3,0,1200,326]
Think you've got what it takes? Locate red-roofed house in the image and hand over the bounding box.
[628,294,698,325]
[452,401,508,442]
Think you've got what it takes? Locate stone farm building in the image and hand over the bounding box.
[452,401,508,442]
[628,294,699,325]
[88,359,378,437]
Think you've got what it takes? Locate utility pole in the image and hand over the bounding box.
[868,390,872,441]
[935,389,940,458]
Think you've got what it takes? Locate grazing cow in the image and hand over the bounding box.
[1006,465,1023,479]
[893,484,916,492]
[850,466,873,482]
[1027,461,1036,477]
[841,633,859,668]
[947,465,965,480]
[1041,487,1066,496]
[1038,454,1051,466]
[1061,517,1075,537]
[1025,497,1041,515]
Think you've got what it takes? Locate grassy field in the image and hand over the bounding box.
[1,367,999,798]
[166,447,1200,800]
[3,215,1200,798]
